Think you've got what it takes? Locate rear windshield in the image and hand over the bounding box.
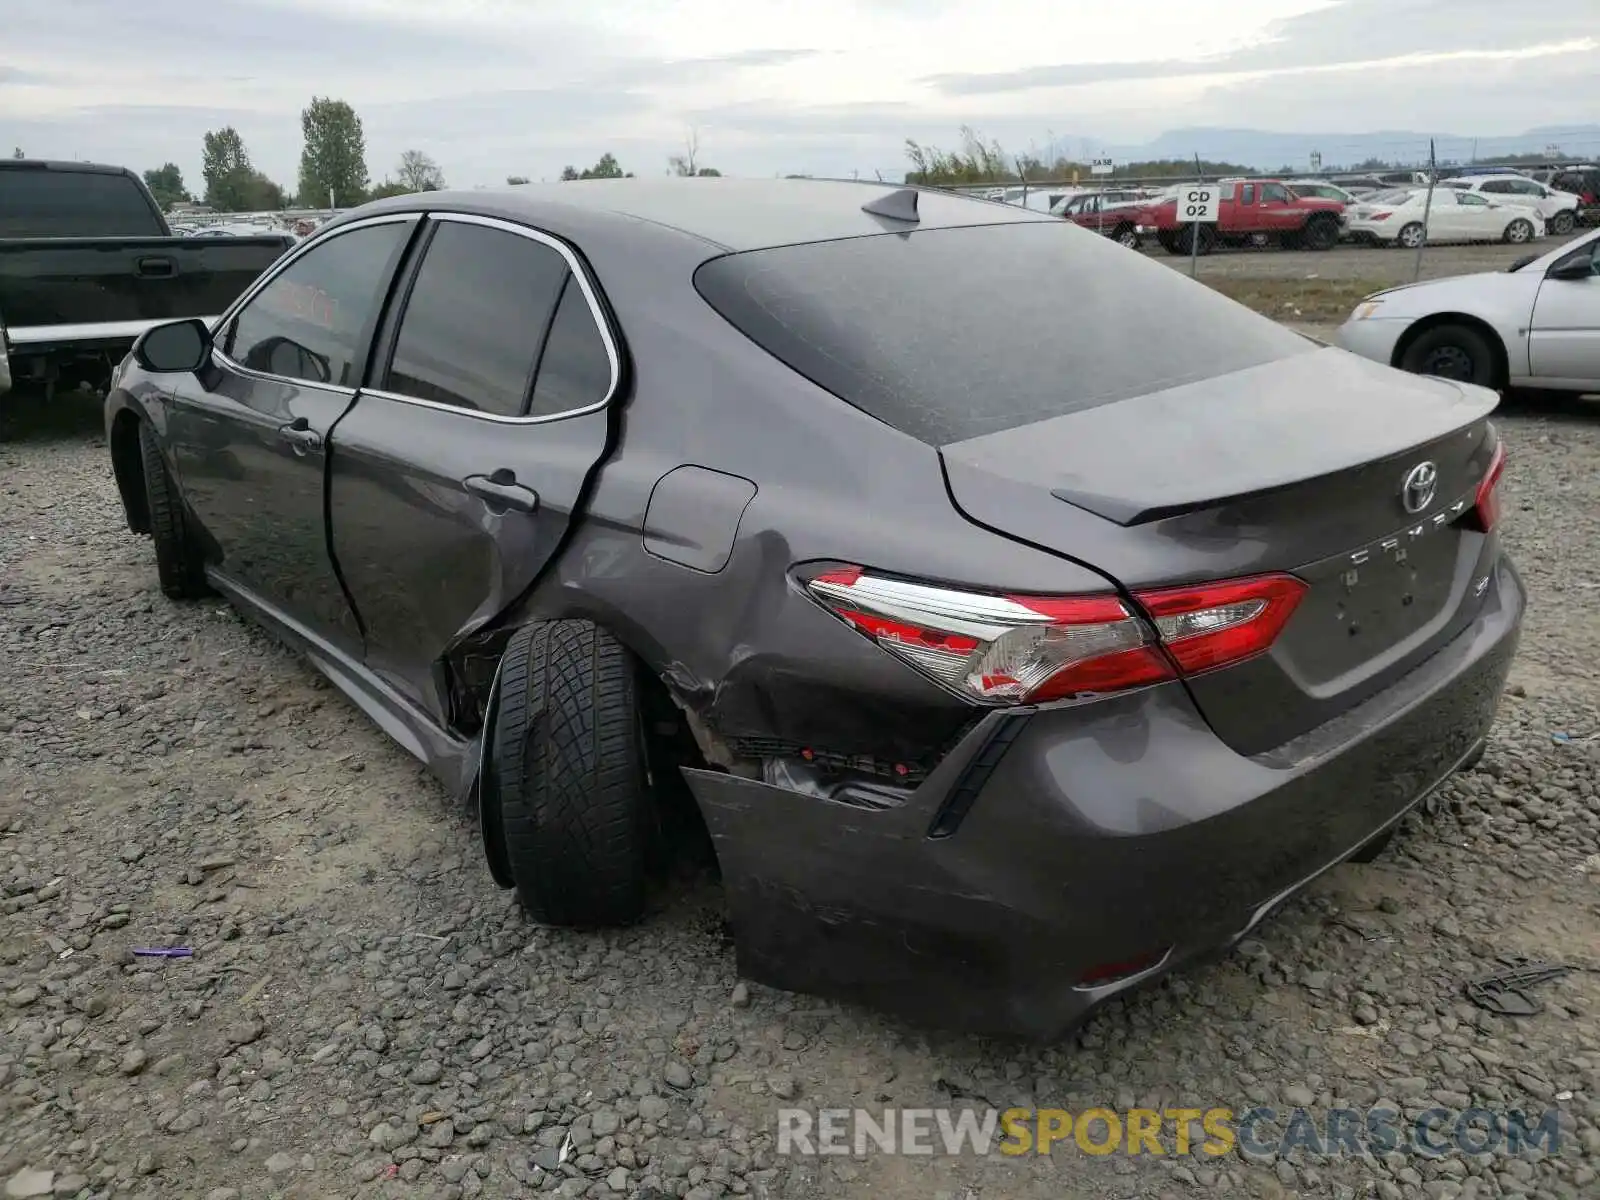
[0,168,164,237]
[694,221,1313,445]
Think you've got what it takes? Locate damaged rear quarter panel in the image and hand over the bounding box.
[493,223,1127,767]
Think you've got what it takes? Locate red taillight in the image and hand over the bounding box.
[1370,211,1392,221]
[1133,574,1308,676]
[1473,440,1506,532]
[805,569,1307,705]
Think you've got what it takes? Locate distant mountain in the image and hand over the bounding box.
[1098,125,1600,171]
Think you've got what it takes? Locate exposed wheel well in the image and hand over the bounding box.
[109,409,150,534]
[1391,313,1509,389]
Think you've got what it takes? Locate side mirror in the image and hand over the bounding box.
[132,318,212,374]
[1547,257,1597,281]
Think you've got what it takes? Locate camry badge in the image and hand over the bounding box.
[1401,461,1438,514]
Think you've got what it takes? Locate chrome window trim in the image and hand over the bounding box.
[370,211,622,425]
[211,346,358,397]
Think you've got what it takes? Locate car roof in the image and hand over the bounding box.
[357,178,1056,253]
[0,158,139,178]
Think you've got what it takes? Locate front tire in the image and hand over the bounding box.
[1399,323,1498,387]
[1301,216,1338,251]
[489,620,651,927]
[1397,222,1426,250]
[1504,218,1534,245]
[1548,210,1576,236]
[137,420,210,600]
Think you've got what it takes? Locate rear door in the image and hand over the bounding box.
[327,213,619,727]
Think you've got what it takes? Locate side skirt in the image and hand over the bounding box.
[205,570,477,800]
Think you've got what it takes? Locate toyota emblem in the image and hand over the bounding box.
[1401,461,1438,514]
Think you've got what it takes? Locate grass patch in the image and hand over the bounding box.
[1200,277,1389,324]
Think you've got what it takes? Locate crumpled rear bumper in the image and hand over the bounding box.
[682,557,1523,1039]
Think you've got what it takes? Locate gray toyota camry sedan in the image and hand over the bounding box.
[105,178,1523,1038]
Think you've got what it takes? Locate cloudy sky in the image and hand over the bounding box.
[4,0,1595,192]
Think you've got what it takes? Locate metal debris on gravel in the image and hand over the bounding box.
[2,394,1598,1199]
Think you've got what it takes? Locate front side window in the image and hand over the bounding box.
[384,221,570,417]
[1481,181,1511,194]
[223,222,409,386]
[1262,184,1290,203]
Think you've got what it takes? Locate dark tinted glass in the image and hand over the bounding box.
[694,222,1313,445]
[0,168,164,237]
[527,277,613,417]
[385,222,569,417]
[224,223,408,386]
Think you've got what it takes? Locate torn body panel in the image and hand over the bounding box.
[682,556,1520,1039]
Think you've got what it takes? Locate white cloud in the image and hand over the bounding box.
[2,0,1593,192]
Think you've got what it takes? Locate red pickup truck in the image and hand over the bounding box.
[1133,179,1346,254]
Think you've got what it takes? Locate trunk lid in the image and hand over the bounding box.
[940,348,1502,755]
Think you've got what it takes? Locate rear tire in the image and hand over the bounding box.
[1548,210,1576,236]
[1112,223,1140,249]
[1503,218,1535,245]
[489,619,651,927]
[137,420,210,600]
[1399,323,1498,387]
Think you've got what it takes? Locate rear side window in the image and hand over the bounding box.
[527,278,614,417]
[223,222,409,387]
[694,221,1313,445]
[0,168,164,237]
[385,222,570,417]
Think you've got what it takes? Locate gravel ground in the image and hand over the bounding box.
[3,391,1600,1200]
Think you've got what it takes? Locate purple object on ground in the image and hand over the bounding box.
[131,947,193,958]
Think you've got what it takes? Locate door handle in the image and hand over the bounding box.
[464,471,539,514]
[136,256,176,278]
[277,417,322,455]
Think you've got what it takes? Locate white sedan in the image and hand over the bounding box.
[1345,188,1540,249]
[1336,226,1600,391]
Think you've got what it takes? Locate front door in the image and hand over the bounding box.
[327,214,618,727]
[163,216,417,653]
[1529,238,1600,386]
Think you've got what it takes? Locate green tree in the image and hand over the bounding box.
[559,153,635,181]
[396,149,445,192]
[506,175,530,185]
[239,172,287,210]
[298,96,368,208]
[201,126,258,211]
[366,179,412,200]
[143,163,189,209]
[12,147,23,159]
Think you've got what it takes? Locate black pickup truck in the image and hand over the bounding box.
[1,159,293,400]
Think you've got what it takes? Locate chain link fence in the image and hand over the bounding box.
[919,163,1597,338]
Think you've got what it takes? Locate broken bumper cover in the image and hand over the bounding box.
[682,556,1523,1039]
